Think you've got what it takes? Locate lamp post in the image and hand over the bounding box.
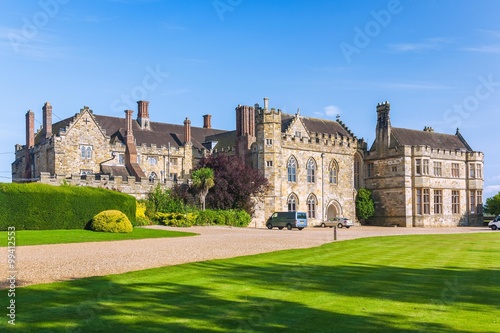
[321,153,325,222]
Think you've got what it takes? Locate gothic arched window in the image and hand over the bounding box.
[287,156,297,182]
[329,160,338,185]
[307,158,316,183]
[307,194,317,218]
[287,193,298,212]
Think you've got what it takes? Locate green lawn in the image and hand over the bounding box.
[0,227,197,246]
[4,233,499,332]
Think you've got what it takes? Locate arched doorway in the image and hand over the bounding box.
[326,200,342,221]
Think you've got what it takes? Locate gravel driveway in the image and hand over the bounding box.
[0,225,490,288]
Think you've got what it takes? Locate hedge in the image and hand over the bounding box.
[0,183,136,230]
[154,209,251,227]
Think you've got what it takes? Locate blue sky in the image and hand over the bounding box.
[1,0,499,199]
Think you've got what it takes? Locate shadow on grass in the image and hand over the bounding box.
[12,261,499,333]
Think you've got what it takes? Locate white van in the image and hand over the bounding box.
[266,211,308,230]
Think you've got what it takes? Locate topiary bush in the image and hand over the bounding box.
[90,210,133,233]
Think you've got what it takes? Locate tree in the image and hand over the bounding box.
[356,188,375,220]
[484,192,500,216]
[191,167,215,210]
[195,154,269,215]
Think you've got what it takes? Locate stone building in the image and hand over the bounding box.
[234,98,366,226]
[364,101,484,227]
[12,98,484,227]
[12,101,228,197]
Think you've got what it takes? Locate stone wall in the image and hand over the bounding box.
[39,172,172,200]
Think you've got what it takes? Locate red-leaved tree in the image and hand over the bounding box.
[195,154,269,215]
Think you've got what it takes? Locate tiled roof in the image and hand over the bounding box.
[391,127,471,151]
[101,165,130,178]
[281,113,354,138]
[93,115,227,150]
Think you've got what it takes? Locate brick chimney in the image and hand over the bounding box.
[26,110,34,149]
[137,100,150,130]
[42,102,52,141]
[125,109,134,144]
[24,110,35,179]
[203,114,212,129]
[184,117,191,144]
[124,109,146,180]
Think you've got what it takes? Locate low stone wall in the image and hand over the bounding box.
[39,172,172,200]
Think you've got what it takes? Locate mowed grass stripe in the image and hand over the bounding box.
[0,227,197,246]
[6,233,499,332]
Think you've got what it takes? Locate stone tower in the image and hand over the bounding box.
[255,97,282,216]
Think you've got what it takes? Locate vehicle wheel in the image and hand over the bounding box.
[298,227,304,230]
[267,223,273,230]
[338,223,343,228]
[286,224,293,230]
[321,223,326,228]
[492,225,498,230]
[278,227,284,230]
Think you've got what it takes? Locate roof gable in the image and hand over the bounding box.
[281,113,355,138]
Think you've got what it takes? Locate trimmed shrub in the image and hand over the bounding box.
[135,201,153,226]
[90,210,133,233]
[154,212,197,227]
[0,183,136,230]
[194,209,251,227]
[153,209,250,227]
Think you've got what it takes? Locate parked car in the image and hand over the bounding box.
[266,211,308,230]
[488,215,500,230]
[319,217,354,228]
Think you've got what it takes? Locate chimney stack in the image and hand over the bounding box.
[26,110,34,149]
[125,109,134,144]
[203,114,212,129]
[184,117,191,144]
[137,100,150,129]
[42,102,52,140]
[263,97,269,110]
[24,110,35,179]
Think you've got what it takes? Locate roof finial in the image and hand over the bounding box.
[296,108,300,116]
[456,127,460,135]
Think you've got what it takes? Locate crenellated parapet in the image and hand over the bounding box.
[39,172,173,200]
[256,107,281,125]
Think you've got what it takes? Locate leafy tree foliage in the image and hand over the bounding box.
[356,188,375,220]
[195,154,269,215]
[191,167,215,210]
[146,185,187,216]
[484,192,500,216]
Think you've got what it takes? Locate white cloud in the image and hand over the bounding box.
[324,105,341,117]
[484,185,500,196]
[389,37,454,53]
[0,26,71,61]
[462,45,500,54]
[314,105,341,118]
